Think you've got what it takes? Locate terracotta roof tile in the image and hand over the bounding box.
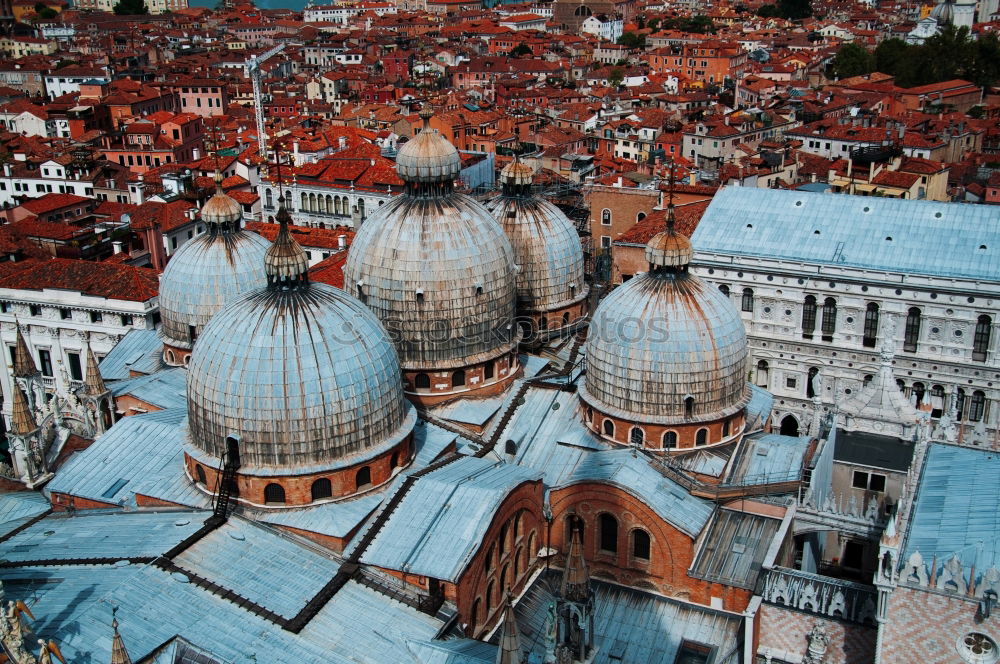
[0,258,159,302]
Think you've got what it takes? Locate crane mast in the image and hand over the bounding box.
[245,43,286,158]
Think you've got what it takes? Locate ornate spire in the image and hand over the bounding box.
[665,159,677,234]
[264,195,309,291]
[110,608,132,664]
[12,322,37,378]
[10,384,36,435]
[560,525,590,603]
[83,341,107,396]
[496,594,523,664]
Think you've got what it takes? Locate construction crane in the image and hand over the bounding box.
[245,43,286,158]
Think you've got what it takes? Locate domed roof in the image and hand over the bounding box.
[645,228,693,268]
[344,192,518,369]
[581,249,749,424]
[345,110,518,371]
[186,201,414,472]
[159,227,270,351]
[395,109,461,184]
[485,160,588,313]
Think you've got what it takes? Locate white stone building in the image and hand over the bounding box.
[692,187,1000,444]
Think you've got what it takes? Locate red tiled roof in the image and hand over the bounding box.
[613,200,712,244]
[308,252,348,289]
[18,193,91,215]
[0,258,159,302]
[245,221,354,250]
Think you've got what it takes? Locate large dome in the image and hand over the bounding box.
[344,111,518,372]
[581,227,749,424]
[158,229,270,353]
[485,159,588,314]
[185,210,414,472]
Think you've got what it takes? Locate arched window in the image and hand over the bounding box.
[779,415,799,436]
[632,529,651,561]
[311,478,332,501]
[663,430,677,449]
[722,419,730,437]
[974,315,992,362]
[863,374,874,387]
[527,531,537,563]
[741,288,754,313]
[562,312,570,327]
[957,388,967,421]
[452,370,466,387]
[636,212,646,222]
[801,295,817,338]
[970,390,986,422]
[910,382,925,407]
[863,303,879,348]
[807,367,819,399]
[601,208,611,225]
[195,464,206,484]
[265,188,273,208]
[719,284,730,296]
[300,192,308,211]
[499,564,509,595]
[414,373,430,389]
[904,307,921,352]
[264,483,285,504]
[696,428,708,446]
[358,199,366,219]
[930,384,945,418]
[629,426,644,447]
[486,580,495,611]
[355,466,372,490]
[598,513,618,554]
[486,543,495,571]
[335,196,342,215]
[469,598,480,634]
[603,419,615,437]
[684,396,694,418]
[821,297,837,341]
[500,523,509,555]
[566,514,584,546]
[755,359,769,387]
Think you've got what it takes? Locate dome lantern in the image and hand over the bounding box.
[395,107,462,196]
[645,204,693,271]
[199,170,244,232]
[264,195,309,291]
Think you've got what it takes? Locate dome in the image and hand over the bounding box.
[581,249,749,424]
[645,229,693,268]
[200,172,243,228]
[344,192,518,369]
[344,110,518,372]
[485,160,588,314]
[158,228,270,352]
[186,203,414,472]
[395,108,461,184]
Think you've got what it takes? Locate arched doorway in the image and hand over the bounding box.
[780,415,799,436]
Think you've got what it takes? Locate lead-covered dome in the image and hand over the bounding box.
[344,111,518,372]
[159,178,269,359]
[581,222,749,424]
[185,202,414,472]
[485,158,588,315]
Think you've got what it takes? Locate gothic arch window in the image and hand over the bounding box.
[821,297,837,341]
[663,430,677,449]
[264,483,285,504]
[311,478,332,501]
[414,373,430,390]
[355,466,372,490]
[598,513,618,554]
[802,295,817,338]
[863,303,879,348]
[756,359,769,387]
[631,529,651,561]
[974,315,992,362]
[629,426,644,447]
[603,419,615,437]
[195,464,206,484]
[904,307,921,352]
[741,288,754,313]
[696,428,708,446]
[970,390,986,422]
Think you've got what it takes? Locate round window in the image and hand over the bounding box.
[958,633,999,664]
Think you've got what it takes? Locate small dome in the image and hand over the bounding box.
[581,269,749,424]
[499,159,535,188]
[159,229,270,350]
[395,109,461,184]
[200,174,243,227]
[485,166,588,314]
[264,199,309,288]
[185,281,415,472]
[645,229,693,268]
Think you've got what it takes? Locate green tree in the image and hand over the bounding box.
[647,17,660,31]
[830,42,875,79]
[616,31,645,48]
[757,0,811,20]
[681,15,715,33]
[608,67,624,87]
[509,42,532,57]
[874,38,911,77]
[113,0,147,14]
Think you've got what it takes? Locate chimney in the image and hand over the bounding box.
[338,234,346,249]
[192,148,200,160]
[187,208,197,220]
[112,241,123,254]
[869,160,875,181]
[847,157,853,179]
